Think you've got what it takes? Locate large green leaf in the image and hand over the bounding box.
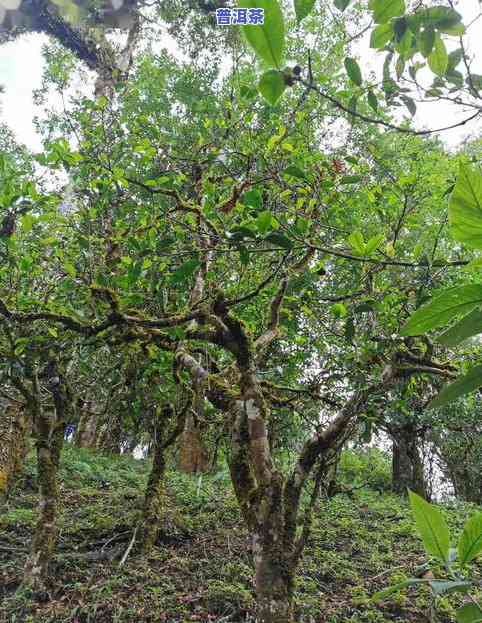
[367,90,378,112]
[449,165,482,250]
[371,0,405,24]
[429,364,482,409]
[344,57,363,86]
[419,27,435,57]
[457,604,482,623]
[347,230,366,255]
[458,512,482,565]
[256,210,274,234]
[334,0,351,11]
[408,490,450,562]
[428,34,448,76]
[170,259,200,285]
[401,285,482,336]
[437,307,482,347]
[370,22,394,48]
[239,0,285,68]
[371,578,430,602]
[411,6,463,31]
[294,0,316,23]
[258,70,286,105]
[430,580,471,595]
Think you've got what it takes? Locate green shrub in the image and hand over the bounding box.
[338,448,391,492]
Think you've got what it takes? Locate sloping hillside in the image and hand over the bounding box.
[0,448,480,623]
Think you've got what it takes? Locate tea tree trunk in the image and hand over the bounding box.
[23,413,64,590]
[392,426,427,499]
[0,402,28,500]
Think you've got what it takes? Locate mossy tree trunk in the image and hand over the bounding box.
[229,392,360,623]
[23,417,64,590]
[254,537,295,623]
[74,401,98,449]
[96,412,122,454]
[177,412,209,473]
[138,403,186,553]
[391,425,427,499]
[0,401,29,500]
[22,360,70,591]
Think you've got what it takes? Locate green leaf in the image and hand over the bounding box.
[21,214,35,232]
[371,0,405,24]
[428,34,448,76]
[437,307,482,347]
[294,0,316,23]
[395,23,412,58]
[283,165,308,180]
[400,94,416,116]
[239,0,285,68]
[370,22,394,48]
[258,70,286,105]
[458,512,482,565]
[429,364,482,409]
[334,0,351,10]
[430,580,471,595]
[242,189,262,209]
[446,70,464,87]
[344,57,363,86]
[408,490,450,562]
[340,175,362,184]
[265,232,293,249]
[457,604,482,623]
[365,233,384,255]
[332,303,347,318]
[401,285,482,336]
[449,165,482,250]
[367,91,378,112]
[447,48,463,72]
[240,84,258,99]
[442,22,465,36]
[170,259,200,285]
[420,27,435,57]
[347,231,366,255]
[412,6,463,31]
[63,262,76,277]
[295,217,310,235]
[256,210,274,234]
[371,579,430,602]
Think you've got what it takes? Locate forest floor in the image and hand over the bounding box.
[0,447,480,623]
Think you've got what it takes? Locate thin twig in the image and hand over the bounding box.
[119,524,139,567]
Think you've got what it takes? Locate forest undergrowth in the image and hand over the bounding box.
[0,447,479,623]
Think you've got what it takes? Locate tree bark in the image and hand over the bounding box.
[23,361,70,591]
[139,431,167,552]
[0,401,29,500]
[177,413,209,473]
[74,402,98,449]
[254,536,294,623]
[23,412,64,591]
[138,404,186,553]
[96,414,122,454]
[391,426,427,499]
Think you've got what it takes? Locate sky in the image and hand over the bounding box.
[0,2,481,152]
